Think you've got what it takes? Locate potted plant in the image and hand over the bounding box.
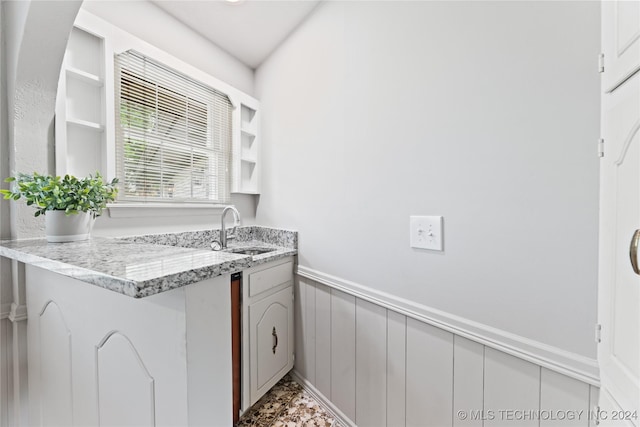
[0,172,118,242]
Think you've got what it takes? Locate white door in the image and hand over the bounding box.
[248,286,294,405]
[598,70,640,425]
[602,0,640,93]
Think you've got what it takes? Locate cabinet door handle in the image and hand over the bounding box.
[630,229,640,275]
[272,327,278,354]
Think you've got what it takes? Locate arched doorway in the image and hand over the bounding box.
[1,3,82,426]
[4,0,82,239]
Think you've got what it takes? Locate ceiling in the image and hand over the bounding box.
[151,0,322,69]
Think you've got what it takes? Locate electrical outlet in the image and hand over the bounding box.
[410,216,443,251]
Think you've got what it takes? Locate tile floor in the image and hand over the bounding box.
[237,375,339,427]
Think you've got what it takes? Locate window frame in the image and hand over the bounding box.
[115,50,233,205]
[55,12,260,217]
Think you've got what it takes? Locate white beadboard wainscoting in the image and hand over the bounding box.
[294,266,600,427]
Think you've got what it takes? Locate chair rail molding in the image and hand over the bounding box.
[0,304,11,320]
[296,265,599,386]
[8,303,27,323]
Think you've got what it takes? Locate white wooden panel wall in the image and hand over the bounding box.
[355,299,386,427]
[294,277,599,427]
[293,278,307,379]
[588,388,599,427]
[315,284,332,398]
[406,318,453,427]
[453,337,483,427]
[539,368,590,427]
[305,278,317,384]
[387,311,406,427]
[484,347,540,427]
[331,290,356,421]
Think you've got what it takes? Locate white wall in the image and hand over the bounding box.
[255,1,600,360]
[1,2,84,425]
[92,194,257,237]
[81,0,253,95]
[0,3,9,423]
[77,1,258,236]
[0,0,11,238]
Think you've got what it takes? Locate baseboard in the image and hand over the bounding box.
[296,265,599,386]
[289,370,356,427]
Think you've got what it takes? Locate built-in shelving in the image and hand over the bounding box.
[56,26,108,179]
[57,19,260,196]
[66,67,104,87]
[232,102,260,194]
[241,105,256,131]
[66,117,105,132]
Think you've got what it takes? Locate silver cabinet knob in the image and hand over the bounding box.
[629,229,640,275]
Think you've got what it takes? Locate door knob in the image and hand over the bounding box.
[630,229,640,275]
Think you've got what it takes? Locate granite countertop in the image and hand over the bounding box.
[0,226,297,298]
[221,240,298,265]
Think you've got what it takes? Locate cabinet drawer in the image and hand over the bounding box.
[248,261,293,297]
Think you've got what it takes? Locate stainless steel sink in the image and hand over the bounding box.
[226,247,276,256]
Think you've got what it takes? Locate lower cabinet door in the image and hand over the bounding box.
[249,286,294,405]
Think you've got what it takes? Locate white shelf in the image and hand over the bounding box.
[241,105,257,129]
[56,25,108,178]
[66,67,103,87]
[241,128,256,138]
[66,26,102,77]
[67,117,105,132]
[233,101,260,195]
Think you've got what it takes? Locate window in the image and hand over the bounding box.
[115,50,232,204]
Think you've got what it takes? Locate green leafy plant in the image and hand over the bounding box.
[0,172,119,218]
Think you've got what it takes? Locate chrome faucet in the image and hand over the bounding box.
[220,205,241,249]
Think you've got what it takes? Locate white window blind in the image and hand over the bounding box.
[115,50,232,203]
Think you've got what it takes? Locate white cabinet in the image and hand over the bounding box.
[242,258,295,411]
[249,286,294,400]
[25,265,234,427]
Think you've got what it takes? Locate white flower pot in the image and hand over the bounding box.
[45,211,95,243]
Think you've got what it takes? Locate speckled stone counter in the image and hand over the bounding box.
[0,226,297,298]
[121,226,297,250]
